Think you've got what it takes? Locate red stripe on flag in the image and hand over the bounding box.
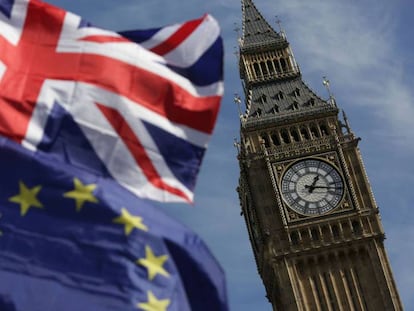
[78,54,221,134]
[80,35,131,43]
[0,0,220,144]
[0,0,67,143]
[150,16,205,56]
[97,103,191,203]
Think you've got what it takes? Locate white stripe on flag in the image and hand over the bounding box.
[70,83,194,202]
[57,13,222,98]
[163,15,221,68]
[0,0,29,45]
[139,24,181,51]
[24,80,212,150]
[24,80,194,202]
[0,60,6,82]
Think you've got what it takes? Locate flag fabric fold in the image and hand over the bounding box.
[0,138,228,311]
[0,0,224,204]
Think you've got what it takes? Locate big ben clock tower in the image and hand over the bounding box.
[236,0,403,310]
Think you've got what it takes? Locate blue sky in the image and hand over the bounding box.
[46,0,414,309]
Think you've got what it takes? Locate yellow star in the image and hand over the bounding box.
[112,208,148,235]
[137,245,170,281]
[9,181,43,216]
[63,178,98,212]
[137,291,171,311]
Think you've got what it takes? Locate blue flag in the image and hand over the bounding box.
[0,138,228,311]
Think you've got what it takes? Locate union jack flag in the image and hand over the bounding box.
[0,0,223,203]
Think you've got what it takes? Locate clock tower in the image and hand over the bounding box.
[236,0,403,310]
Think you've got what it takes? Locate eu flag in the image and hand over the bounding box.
[0,139,228,311]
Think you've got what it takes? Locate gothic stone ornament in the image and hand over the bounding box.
[280,158,344,216]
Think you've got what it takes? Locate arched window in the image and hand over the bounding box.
[260,94,267,104]
[271,133,280,146]
[301,230,309,242]
[281,130,290,144]
[293,88,300,97]
[275,91,284,101]
[352,221,362,235]
[310,125,319,138]
[290,128,300,142]
[290,232,299,245]
[320,123,329,136]
[253,63,260,77]
[273,60,281,73]
[260,133,270,148]
[332,225,340,239]
[321,226,330,242]
[280,58,287,72]
[300,127,310,140]
[267,60,275,75]
[270,105,279,114]
[254,108,262,117]
[311,228,320,241]
[260,62,268,76]
[342,222,350,237]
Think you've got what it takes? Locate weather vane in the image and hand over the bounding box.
[234,22,243,45]
[322,76,335,105]
[233,138,241,154]
[275,16,285,37]
[234,93,242,117]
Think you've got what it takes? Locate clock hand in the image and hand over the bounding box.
[304,184,315,193]
[305,175,320,193]
[312,186,342,189]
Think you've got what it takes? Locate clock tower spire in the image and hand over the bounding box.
[236,0,403,310]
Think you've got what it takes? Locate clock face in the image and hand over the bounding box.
[280,159,344,216]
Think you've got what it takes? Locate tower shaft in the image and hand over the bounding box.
[236,1,403,310]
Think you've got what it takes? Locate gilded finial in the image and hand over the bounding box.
[234,22,243,45]
[234,93,243,118]
[322,76,330,94]
[275,16,285,38]
[233,138,241,154]
[323,76,336,106]
[342,110,353,135]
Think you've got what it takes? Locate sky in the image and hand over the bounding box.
[46,0,414,310]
